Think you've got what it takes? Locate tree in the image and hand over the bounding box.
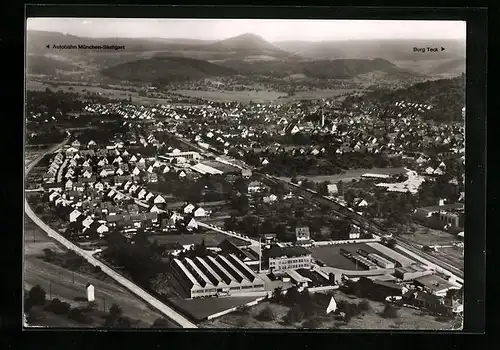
[28,285,46,306]
[116,316,133,328]
[42,248,55,262]
[284,286,301,306]
[272,287,284,303]
[380,303,398,319]
[109,303,123,318]
[256,306,276,321]
[45,298,71,315]
[68,307,90,323]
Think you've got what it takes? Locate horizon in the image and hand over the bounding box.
[26,19,466,42]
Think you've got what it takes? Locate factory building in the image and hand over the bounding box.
[265,245,312,274]
[170,254,265,298]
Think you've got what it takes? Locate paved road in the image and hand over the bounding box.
[25,137,198,328]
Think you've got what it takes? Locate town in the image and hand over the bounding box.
[24,18,466,330]
[25,90,464,329]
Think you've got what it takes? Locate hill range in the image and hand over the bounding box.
[26,31,466,82]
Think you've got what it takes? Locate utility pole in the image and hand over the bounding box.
[49,282,52,300]
[72,271,75,283]
[103,298,106,312]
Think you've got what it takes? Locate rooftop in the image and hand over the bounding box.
[266,245,311,259]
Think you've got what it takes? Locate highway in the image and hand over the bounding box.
[24,136,198,328]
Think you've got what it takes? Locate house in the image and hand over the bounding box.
[183,203,195,214]
[145,192,155,202]
[186,218,198,230]
[154,195,166,204]
[94,182,105,192]
[248,181,264,193]
[241,169,252,178]
[327,184,338,195]
[193,207,206,217]
[127,204,140,215]
[137,188,148,200]
[65,179,73,191]
[132,167,141,176]
[82,216,94,229]
[42,172,56,183]
[178,170,187,179]
[263,194,278,203]
[163,165,171,174]
[147,172,158,183]
[82,170,93,178]
[69,209,82,223]
[150,205,163,213]
[115,168,125,176]
[294,226,311,241]
[49,191,61,202]
[356,199,369,207]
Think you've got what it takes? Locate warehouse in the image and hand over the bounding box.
[367,253,396,269]
[393,265,433,281]
[170,254,265,298]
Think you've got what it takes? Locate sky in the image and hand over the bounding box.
[27,18,466,42]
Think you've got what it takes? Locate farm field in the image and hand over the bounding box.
[278,88,359,101]
[175,89,286,102]
[199,291,460,330]
[23,217,170,327]
[278,167,406,184]
[26,79,186,106]
[149,232,250,247]
[402,224,462,247]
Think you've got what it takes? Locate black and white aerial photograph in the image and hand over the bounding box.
[24,17,466,330]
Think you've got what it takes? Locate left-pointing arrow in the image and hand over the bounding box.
[46,44,50,49]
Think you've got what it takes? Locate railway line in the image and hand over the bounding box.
[165,132,464,282]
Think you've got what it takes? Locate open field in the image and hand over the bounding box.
[27,79,188,106]
[24,217,169,327]
[169,296,263,322]
[175,89,287,102]
[149,232,250,247]
[278,88,359,101]
[311,243,395,270]
[24,216,67,257]
[199,291,459,330]
[279,167,406,184]
[24,257,166,326]
[403,223,462,246]
[432,247,464,271]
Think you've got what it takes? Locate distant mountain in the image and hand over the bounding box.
[206,33,288,56]
[26,30,211,54]
[274,39,466,61]
[101,56,238,83]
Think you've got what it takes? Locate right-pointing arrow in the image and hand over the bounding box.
[441,47,445,51]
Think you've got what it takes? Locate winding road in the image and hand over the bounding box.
[24,136,198,328]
